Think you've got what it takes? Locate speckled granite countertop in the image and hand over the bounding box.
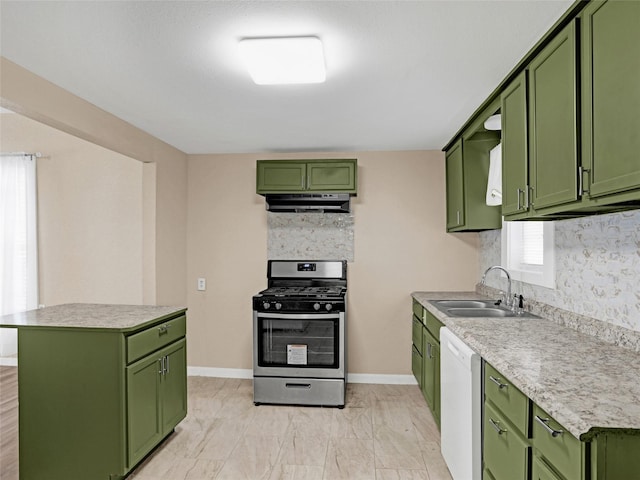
[412,291,640,441]
[0,303,187,332]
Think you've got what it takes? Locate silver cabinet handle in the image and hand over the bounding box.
[517,188,523,210]
[165,355,170,374]
[426,343,432,359]
[158,324,171,334]
[456,210,460,225]
[158,357,164,375]
[489,375,508,389]
[489,418,507,435]
[535,415,564,437]
[578,166,590,196]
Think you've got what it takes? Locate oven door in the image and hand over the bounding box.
[253,311,345,379]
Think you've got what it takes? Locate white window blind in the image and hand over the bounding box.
[520,222,544,266]
[502,220,555,289]
[0,154,39,357]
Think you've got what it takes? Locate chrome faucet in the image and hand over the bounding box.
[481,266,513,308]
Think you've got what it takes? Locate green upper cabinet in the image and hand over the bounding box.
[256,159,357,194]
[445,100,503,232]
[501,72,529,217]
[445,140,465,229]
[450,0,640,221]
[582,0,640,199]
[502,22,579,220]
[528,21,579,211]
[257,161,306,192]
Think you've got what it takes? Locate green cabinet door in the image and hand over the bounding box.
[532,456,564,480]
[307,161,357,192]
[161,339,188,434]
[422,326,440,426]
[446,140,464,229]
[411,345,423,388]
[484,402,530,480]
[582,0,640,198]
[256,161,306,192]
[127,351,163,468]
[431,340,440,427]
[528,21,579,210]
[501,72,529,216]
[127,338,187,469]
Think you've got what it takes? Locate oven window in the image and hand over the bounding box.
[257,317,339,368]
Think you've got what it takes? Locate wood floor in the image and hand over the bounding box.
[0,366,452,479]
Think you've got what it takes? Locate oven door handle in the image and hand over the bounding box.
[256,312,340,320]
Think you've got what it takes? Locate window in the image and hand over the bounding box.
[502,220,555,289]
[1,154,39,357]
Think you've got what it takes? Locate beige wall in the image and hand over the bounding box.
[0,57,188,306]
[187,151,479,375]
[2,57,481,376]
[1,113,145,305]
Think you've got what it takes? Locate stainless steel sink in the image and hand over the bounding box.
[430,300,539,318]
[433,300,497,309]
[446,307,514,317]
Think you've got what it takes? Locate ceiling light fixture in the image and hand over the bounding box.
[238,36,326,85]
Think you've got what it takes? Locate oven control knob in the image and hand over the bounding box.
[263,302,270,310]
[313,303,321,311]
[275,303,282,310]
[325,303,333,311]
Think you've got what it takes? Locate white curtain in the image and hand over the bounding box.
[0,154,38,357]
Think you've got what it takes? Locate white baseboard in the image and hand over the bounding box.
[188,366,253,379]
[186,366,417,385]
[0,361,417,385]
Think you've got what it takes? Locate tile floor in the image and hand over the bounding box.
[0,368,453,479]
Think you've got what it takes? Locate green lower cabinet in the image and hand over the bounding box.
[410,301,441,428]
[533,455,564,480]
[532,403,584,480]
[422,327,440,425]
[484,402,529,480]
[411,345,423,387]
[15,314,187,480]
[127,339,187,469]
[411,311,424,387]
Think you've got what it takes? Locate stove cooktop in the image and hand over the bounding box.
[258,286,346,298]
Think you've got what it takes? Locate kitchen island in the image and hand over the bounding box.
[412,291,640,479]
[0,303,187,480]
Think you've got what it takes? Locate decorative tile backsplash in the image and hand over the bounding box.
[479,210,640,332]
[267,212,354,261]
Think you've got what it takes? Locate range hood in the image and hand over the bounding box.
[265,193,351,213]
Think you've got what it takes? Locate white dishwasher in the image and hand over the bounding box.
[440,327,482,480]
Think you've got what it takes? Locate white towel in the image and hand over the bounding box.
[486,143,502,206]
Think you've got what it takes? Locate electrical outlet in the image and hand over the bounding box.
[197,278,206,291]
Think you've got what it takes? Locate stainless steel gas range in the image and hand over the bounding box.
[252,260,347,407]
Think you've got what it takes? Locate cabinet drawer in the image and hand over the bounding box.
[532,403,582,480]
[127,315,186,364]
[412,315,424,354]
[532,455,563,480]
[412,299,424,321]
[424,310,444,341]
[485,363,529,436]
[484,402,529,480]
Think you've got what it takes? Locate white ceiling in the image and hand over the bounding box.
[0,0,573,155]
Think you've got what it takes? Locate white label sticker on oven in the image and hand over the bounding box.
[287,344,308,365]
